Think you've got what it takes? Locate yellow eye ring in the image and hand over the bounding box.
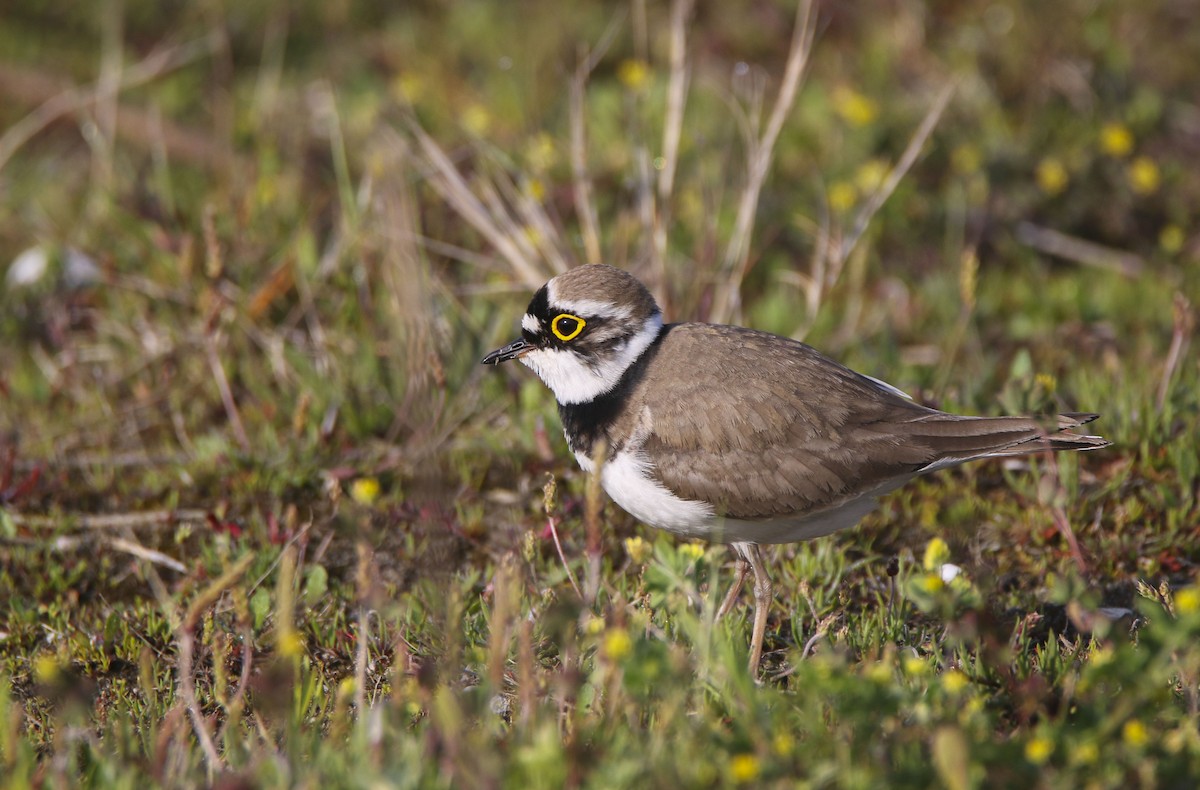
[551,313,586,341]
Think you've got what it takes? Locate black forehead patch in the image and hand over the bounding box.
[526,285,550,320]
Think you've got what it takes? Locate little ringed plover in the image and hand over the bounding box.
[483,264,1109,671]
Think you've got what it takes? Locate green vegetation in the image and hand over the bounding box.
[1,0,1198,786]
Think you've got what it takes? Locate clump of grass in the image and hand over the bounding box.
[3,528,1200,786]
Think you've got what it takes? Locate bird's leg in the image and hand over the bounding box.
[733,542,773,673]
[716,554,750,620]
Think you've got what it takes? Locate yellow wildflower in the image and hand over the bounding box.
[462,104,492,136]
[1025,736,1054,765]
[942,670,969,693]
[832,86,878,127]
[1127,156,1160,195]
[1159,225,1185,254]
[34,654,61,684]
[277,628,304,658]
[1099,123,1134,157]
[1036,157,1069,196]
[624,536,652,564]
[923,537,951,571]
[350,477,380,505]
[603,628,632,661]
[867,662,892,684]
[1071,741,1099,765]
[679,542,706,561]
[854,158,890,193]
[915,573,945,594]
[1123,719,1148,747]
[525,133,557,171]
[618,59,649,91]
[1175,585,1200,615]
[729,753,761,783]
[392,73,426,104]
[584,616,606,636]
[827,180,857,212]
[903,656,930,677]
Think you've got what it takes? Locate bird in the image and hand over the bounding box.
[482,264,1110,672]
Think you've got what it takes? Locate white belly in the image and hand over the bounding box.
[598,451,716,534]
[575,449,897,545]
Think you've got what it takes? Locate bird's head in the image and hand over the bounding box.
[482,264,663,404]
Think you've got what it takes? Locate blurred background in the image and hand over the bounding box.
[1,0,1195,470]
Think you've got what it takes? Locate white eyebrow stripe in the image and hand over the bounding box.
[552,297,634,321]
[546,278,634,321]
[522,313,540,334]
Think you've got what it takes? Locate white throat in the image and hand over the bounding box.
[521,313,663,404]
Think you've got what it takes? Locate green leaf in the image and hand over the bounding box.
[250,587,271,631]
[303,565,328,607]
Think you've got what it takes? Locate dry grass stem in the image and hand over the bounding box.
[177,553,256,776]
[408,121,554,288]
[584,439,608,606]
[1156,292,1193,411]
[107,536,187,573]
[89,0,123,204]
[355,543,375,718]
[651,0,695,286]
[204,331,251,453]
[0,33,223,173]
[569,13,623,266]
[713,0,815,323]
[543,475,583,600]
[1016,222,1146,277]
[9,508,208,530]
[837,82,955,268]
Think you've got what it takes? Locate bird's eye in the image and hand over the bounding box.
[551,313,586,341]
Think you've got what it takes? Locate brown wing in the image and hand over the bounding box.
[625,324,1105,521]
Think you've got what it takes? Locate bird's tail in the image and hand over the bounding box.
[907,411,1110,470]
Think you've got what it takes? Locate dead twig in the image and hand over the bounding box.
[1015,222,1145,278]
[107,536,187,573]
[801,612,839,659]
[9,508,208,530]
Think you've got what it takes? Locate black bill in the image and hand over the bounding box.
[481,338,533,365]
